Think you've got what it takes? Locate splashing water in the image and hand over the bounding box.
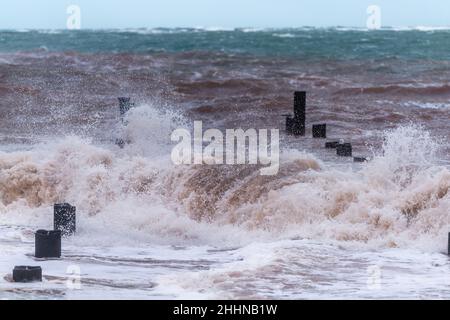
[0,111,448,252]
[0,103,449,299]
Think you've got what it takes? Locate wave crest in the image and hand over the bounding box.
[0,124,448,250]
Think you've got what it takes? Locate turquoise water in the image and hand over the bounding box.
[1,28,450,59]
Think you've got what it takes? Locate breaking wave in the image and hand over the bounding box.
[0,105,448,251]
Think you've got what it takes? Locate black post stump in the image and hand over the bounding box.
[292,91,306,136]
[294,91,306,120]
[312,124,327,138]
[54,203,76,236]
[354,157,368,163]
[35,230,61,259]
[13,266,42,283]
[337,143,352,157]
[325,141,340,149]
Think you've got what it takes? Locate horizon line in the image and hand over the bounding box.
[1,25,450,32]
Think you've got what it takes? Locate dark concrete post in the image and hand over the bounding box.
[448,233,450,255]
[312,124,327,138]
[337,143,352,157]
[13,266,42,283]
[289,91,306,136]
[35,230,62,259]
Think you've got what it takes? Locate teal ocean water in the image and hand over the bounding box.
[1,27,450,59]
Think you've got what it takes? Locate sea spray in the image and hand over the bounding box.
[164,125,449,250]
[0,125,448,251]
[365,124,441,188]
[118,103,188,157]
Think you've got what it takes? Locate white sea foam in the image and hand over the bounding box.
[404,101,450,110]
[272,33,296,38]
[0,109,448,252]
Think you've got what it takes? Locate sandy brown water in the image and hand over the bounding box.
[1,51,449,155]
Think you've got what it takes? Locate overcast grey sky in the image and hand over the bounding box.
[0,0,449,29]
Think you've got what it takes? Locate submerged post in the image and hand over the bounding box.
[13,266,42,283]
[118,97,133,117]
[54,203,76,236]
[35,230,62,259]
[312,124,327,138]
[115,138,126,149]
[325,141,340,149]
[337,143,352,157]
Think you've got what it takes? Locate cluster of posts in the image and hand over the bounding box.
[285,91,367,162]
[13,98,132,282]
[287,91,450,255]
[11,93,449,284]
[12,204,76,283]
[12,97,134,282]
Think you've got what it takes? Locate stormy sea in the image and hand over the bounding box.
[0,27,449,299]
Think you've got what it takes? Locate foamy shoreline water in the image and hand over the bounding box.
[1,225,450,299]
